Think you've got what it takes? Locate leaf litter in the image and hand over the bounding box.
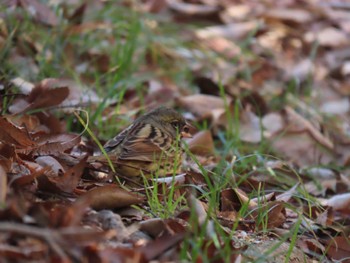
[1,0,350,262]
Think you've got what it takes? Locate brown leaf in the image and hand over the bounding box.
[142,0,167,13]
[316,208,334,227]
[0,143,15,168]
[92,247,143,263]
[65,22,113,35]
[239,108,264,143]
[200,37,241,60]
[193,76,220,96]
[187,130,215,156]
[59,197,92,227]
[168,1,220,16]
[177,94,228,119]
[284,106,334,150]
[5,115,40,132]
[27,85,69,111]
[254,201,286,230]
[139,232,186,261]
[68,3,86,25]
[305,27,348,47]
[271,132,334,167]
[38,78,100,108]
[19,0,58,26]
[12,166,50,187]
[268,107,336,167]
[264,8,313,24]
[78,185,144,210]
[9,85,69,114]
[0,243,47,260]
[326,236,350,261]
[195,21,262,40]
[0,117,35,147]
[164,218,187,235]
[140,218,167,238]
[35,112,64,134]
[60,227,111,245]
[297,237,325,256]
[21,134,81,156]
[52,157,87,193]
[221,188,257,212]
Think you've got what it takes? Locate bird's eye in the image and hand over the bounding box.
[183,125,190,133]
[171,121,179,129]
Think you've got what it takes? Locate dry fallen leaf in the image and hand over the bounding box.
[19,0,59,26]
[177,94,228,119]
[187,130,215,156]
[326,193,350,213]
[78,185,144,210]
[195,21,263,40]
[52,157,87,193]
[168,1,220,16]
[264,8,313,24]
[0,117,35,148]
[326,236,350,261]
[239,108,264,143]
[24,134,81,156]
[304,27,348,47]
[254,201,286,230]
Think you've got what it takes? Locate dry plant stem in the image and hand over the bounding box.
[0,222,68,260]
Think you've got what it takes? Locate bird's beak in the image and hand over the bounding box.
[181,130,192,138]
[181,123,194,138]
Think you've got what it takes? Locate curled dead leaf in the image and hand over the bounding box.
[0,117,35,148]
[78,185,144,210]
[140,218,166,238]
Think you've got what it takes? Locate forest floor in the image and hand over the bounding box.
[0,0,350,262]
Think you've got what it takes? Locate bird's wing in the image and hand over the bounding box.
[104,123,135,152]
[118,123,175,162]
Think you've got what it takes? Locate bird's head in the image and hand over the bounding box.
[147,106,192,139]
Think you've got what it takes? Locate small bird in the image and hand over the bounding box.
[89,106,192,178]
